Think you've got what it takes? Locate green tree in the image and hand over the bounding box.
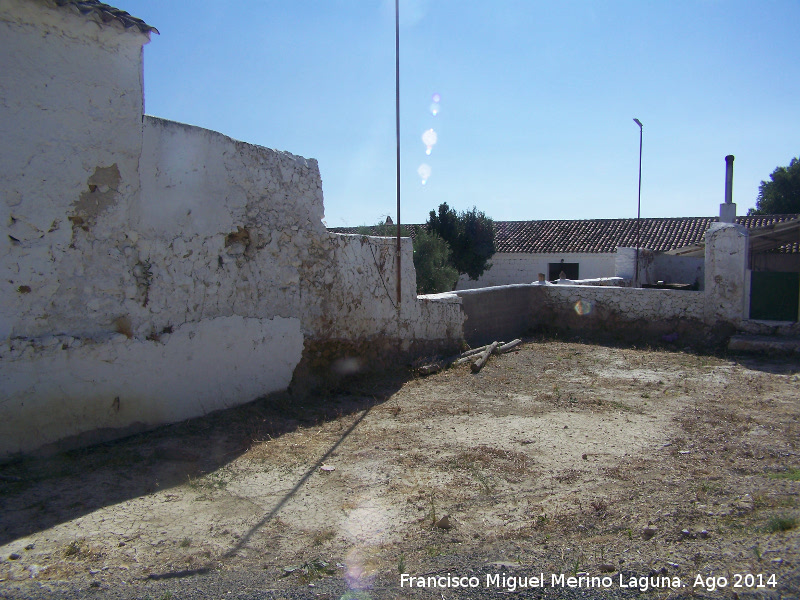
[427,203,496,280]
[412,227,459,294]
[748,157,800,215]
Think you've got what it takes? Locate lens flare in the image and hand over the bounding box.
[422,128,437,155]
[341,499,391,597]
[429,102,439,116]
[432,92,441,103]
[574,300,593,316]
[417,163,431,185]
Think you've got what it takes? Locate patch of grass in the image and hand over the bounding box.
[311,528,336,546]
[63,540,81,558]
[470,465,494,495]
[340,592,371,600]
[769,468,800,481]
[425,545,443,557]
[765,514,797,533]
[62,539,101,560]
[179,537,191,548]
[186,470,230,492]
[604,400,644,414]
[554,469,583,484]
[451,445,533,478]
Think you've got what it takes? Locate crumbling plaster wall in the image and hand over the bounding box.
[704,223,748,326]
[1,114,462,458]
[0,0,148,340]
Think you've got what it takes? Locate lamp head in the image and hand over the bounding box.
[633,118,643,128]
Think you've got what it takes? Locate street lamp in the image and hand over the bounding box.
[633,118,643,287]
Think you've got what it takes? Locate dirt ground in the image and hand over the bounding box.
[1,338,799,598]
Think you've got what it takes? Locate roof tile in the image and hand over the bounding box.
[331,215,799,254]
[53,0,158,35]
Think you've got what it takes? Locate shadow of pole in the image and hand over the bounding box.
[217,402,374,561]
[144,402,375,580]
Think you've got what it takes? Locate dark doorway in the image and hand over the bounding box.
[549,262,579,282]
[749,272,799,321]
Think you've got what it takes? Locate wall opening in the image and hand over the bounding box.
[549,261,579,281]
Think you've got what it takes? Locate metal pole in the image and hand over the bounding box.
[633,118,643,287]
[724,155,734,205]
[395,0,402,309]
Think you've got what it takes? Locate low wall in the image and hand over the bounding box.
[455,285,537,346]
[456,284,707,347]
[533,285,706,343]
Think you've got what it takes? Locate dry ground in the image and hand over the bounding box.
[1,338,799,599]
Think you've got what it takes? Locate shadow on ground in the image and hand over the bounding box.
[0,369,408,548]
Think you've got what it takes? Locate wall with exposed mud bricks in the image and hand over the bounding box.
[456,284,707,347]
[0,112,462,459]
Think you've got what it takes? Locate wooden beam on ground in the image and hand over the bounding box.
[471,341,499,373]
[497,339,522,353]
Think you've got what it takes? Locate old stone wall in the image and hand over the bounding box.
[0,115,462,458]
[0,0,148,340]
[531,285,706,343]
[456,284,707,347]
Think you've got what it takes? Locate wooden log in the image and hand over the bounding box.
[418,363,442,375]
[460,344,492,358]
[452,356,474,367]
[497,338,522,353]
[471,341,499,373]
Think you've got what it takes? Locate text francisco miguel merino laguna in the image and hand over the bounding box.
[401,572,683,592]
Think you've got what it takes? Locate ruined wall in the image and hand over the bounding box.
[0,115,462,458]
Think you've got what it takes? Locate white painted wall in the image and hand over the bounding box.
[540,285,705,322]
[456,252,616,290]
[0,55,461,460]
[704,223,749,325]
[0,0,148,341]
[0,316,302,456]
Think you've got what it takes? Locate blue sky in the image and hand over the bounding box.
[124,1,800,227]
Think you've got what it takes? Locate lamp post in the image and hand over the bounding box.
[633,118,643,287]
[395,0,401,308]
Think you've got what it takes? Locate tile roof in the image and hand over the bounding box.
[330,215,799,254]
[52,0,158,35]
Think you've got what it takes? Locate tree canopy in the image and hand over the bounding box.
[426,203,496,281]
[412,227,459,294]
[748,157,800,215]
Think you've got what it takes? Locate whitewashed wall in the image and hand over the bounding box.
[539,285,705,322]
[0,0,148,340]
[1,114,462,458]
[704,223,748,325]
[0,2,462,463]
[456,252,616,290]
